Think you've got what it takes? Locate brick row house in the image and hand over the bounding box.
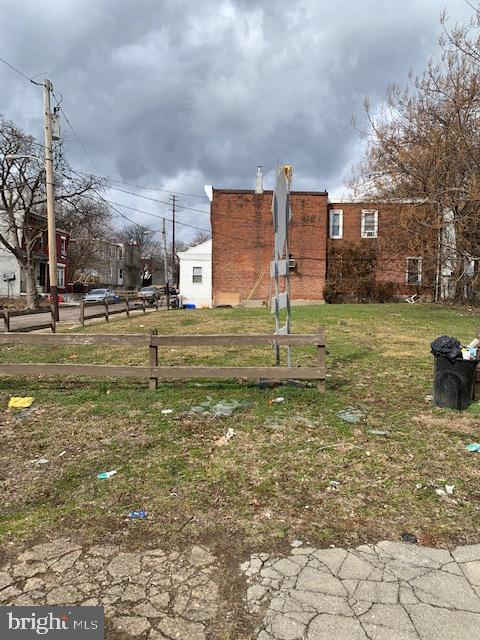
[210,179,432,306]
[0,214,69,299]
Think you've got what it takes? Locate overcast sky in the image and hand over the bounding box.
[0,0,473,241]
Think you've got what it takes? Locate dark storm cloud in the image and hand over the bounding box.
[0,0,473,238]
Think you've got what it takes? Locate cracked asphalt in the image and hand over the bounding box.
[1,538,480,639]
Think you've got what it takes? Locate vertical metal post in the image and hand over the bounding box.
[105,299,109,322]
[149,328,158,390]
[80,299,85,327]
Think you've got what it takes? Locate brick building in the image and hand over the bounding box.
[210,182,430,306]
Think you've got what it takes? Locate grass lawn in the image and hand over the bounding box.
[1,302,480,553]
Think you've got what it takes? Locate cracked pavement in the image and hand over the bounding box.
[241,541,480,640]
[1,539,480,638]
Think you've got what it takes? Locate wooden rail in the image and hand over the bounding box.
[1,306,55,333]
[0,330,326,390]
[79,297,154,326]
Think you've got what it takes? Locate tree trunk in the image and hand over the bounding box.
[25,259,40,309]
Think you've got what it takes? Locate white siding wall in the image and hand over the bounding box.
[0,218,21,297]
[178,240,212,308]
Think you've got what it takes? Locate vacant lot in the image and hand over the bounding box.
[1,303,480,552]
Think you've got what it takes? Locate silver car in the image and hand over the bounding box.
[84,288,119,304]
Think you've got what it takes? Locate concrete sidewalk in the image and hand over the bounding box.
[1,538,480,638]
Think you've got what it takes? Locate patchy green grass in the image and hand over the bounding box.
[1,303,480,551]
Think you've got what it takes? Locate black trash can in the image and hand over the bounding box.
[433,356,478,410]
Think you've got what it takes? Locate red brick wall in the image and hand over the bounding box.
[211,190,328,304]
[327,202,431,294]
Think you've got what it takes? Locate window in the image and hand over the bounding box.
[57,266,65,288]
[117,246,123,261]
[60,236,67,257]
[406,257,422,285]
[361,209,378,238]
[118,268,123,284]
[192,266,202,283]
[329,209,343,239]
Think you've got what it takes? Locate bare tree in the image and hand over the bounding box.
[115,223,162,259]
[0,116,98,307]
[350,2,480,302]
[189,230,211,247]
[56,196,112,283]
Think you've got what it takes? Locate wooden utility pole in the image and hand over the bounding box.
[162,218,170,309]
[171,194,176,286]
[43,79,59,321]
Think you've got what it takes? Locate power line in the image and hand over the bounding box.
[0,55,42,85]
[105,185,210,214]
[56,105,101,175]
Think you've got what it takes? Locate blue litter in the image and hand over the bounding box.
[465,443,480,452]
[184,303,196,309]
[128,510,147,519]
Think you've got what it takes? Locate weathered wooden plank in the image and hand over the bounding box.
[84,311,111,320]
[151,334,325,347]
[0,333,150,346]
[0,364,152,378]
[10,323,52,333]
[3,307,51,318]
[0,363,325,380]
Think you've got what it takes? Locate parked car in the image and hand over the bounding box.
[84,288,120,304]
[137,286,161,304]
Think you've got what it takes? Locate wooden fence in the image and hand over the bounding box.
[0,330,326,390]
[1,306,55,333]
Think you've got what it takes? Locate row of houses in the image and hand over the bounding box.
[179,171,435,308]
[0,222,143,299]
[0,168,454,307]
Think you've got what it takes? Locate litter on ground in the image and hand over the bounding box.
[466,443,480,452]
[36,458,49,465]
[128,510,147,519]
[215,428,236,447]
[366,429,389,436]
[97,470,117,479]
[401,532,418,544]
[189,398,250,418]
[161,409,173,415]
[291,540,303,548]
[337,407,365,423]
[8,396,34,409]
[268,397,285,405]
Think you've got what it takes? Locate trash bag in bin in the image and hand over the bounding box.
[433,355,477,410]
[430,336,462,362]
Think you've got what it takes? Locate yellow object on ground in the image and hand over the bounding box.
[8,396,35,409]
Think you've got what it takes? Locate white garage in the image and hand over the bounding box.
[177,239,212,308]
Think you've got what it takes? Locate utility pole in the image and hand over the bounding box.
[43,79,59,321]
[170,194,176,286]
[161,218,170,309]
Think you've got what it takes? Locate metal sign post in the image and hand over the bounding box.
[271,165,293,366]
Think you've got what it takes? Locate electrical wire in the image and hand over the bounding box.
[57,105,101,175]
[0,55,42,85]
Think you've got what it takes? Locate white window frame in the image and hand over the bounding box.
[329,209,343,239]
[192,266,203,284]
[118,267,123,284]
[405,257,422,285]
[57,265,65,288]
[117,246,123,261]
[60,236,67,257]
[361,209,378,238]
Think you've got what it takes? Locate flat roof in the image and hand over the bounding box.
[213,189,328,196]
